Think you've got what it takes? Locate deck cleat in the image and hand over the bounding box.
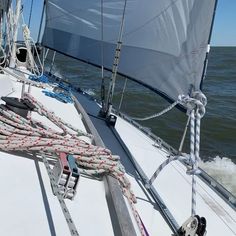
[177,215,207,236]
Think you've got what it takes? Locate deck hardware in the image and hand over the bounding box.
[52,153,71,198]
[177,215,206,236]
[106,114,117,127]
[52,153,80,200]
[1,96,35,118]
[67,155,80,200]
[42,154,79,235]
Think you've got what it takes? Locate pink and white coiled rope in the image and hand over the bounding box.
[0,92,148,236]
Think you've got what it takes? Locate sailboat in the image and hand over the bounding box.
[0,0,235,235]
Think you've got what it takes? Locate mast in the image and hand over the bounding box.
[9,0,22,67]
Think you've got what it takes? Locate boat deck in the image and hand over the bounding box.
[0,77,114,236]
[75,90,236,236]
[0,72,235,236]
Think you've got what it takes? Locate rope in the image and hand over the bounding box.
[29,74,48,83]
[182,92,207,216]
[131,100,179,121]
[190,109,197,216]
[0,45,6,65]
[178,115,190,152]
[145,155,188,188]
[9,0,22,67]
[42,90,73,104]
[22,24,43,76]
[0,93,148,236]
[5,5,14,62]
[144,92,207,218]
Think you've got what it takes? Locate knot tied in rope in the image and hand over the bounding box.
[178,91,207,118]
[179,91,207,216]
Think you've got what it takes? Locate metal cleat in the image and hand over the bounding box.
[177,215,207,236]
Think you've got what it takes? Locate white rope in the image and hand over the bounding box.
[5,6,14,61]
[190,109,197,216]
[145,155,188,188]
[9,0,22,67]
[183,92,207,216]
[131,100,179,121]
[22,23,43,76]
[178,115,190,152]
[144,92,207,218]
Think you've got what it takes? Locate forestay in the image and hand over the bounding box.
[42,0,216,103]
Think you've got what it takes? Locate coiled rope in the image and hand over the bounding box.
[0,92,147,236]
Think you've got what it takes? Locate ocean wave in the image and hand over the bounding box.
[200,156,236,196]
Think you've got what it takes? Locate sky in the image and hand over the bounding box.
[21,0,236,46]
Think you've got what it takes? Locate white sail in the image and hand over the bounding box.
[42,0,216,102]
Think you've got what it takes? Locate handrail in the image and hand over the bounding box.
[72,95,137,236]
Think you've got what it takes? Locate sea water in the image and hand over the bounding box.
[46,47,236,195]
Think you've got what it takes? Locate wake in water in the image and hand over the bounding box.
[200,156,236,196]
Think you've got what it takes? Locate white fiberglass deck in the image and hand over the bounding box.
[1,72,235,236]
[115,116,236,236]
[0,76,114,236]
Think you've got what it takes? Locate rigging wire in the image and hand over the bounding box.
[37,0,45,43]
[49,50,56,73]
[28,0,34,28]
[104,0,128,115]
[100,0,106,109]
[118,77,127,111]
[178,115,190,152]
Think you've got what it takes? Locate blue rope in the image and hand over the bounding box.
[58,82,72,93]
[29,74,73,103]
[42,90,73,104]
[29,75,49,83]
